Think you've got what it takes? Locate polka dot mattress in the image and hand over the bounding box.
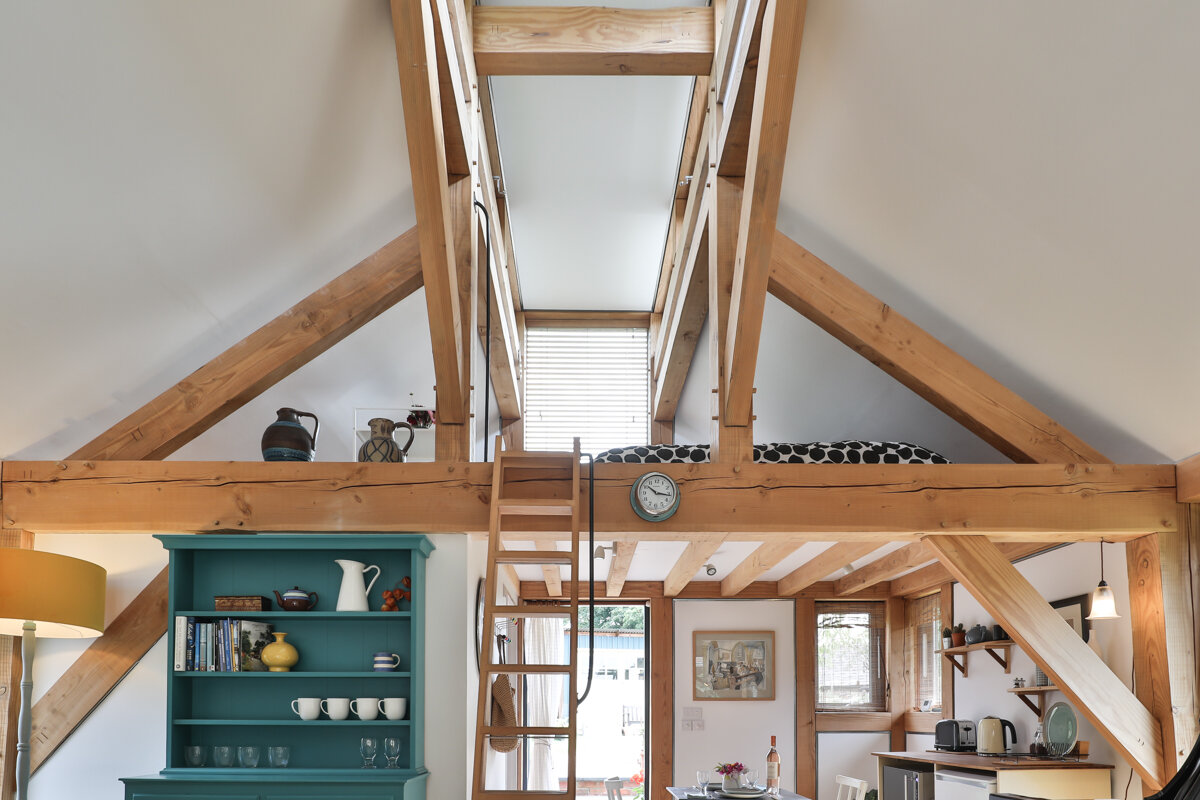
[594,441,950,464]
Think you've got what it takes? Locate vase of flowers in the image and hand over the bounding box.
[716,762,746,791]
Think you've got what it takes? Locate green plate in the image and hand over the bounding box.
[1044,701,1078,756]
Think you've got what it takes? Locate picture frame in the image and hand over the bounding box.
[1050,594,1092,643]
[693,630,775,701]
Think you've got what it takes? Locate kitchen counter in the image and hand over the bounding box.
[872,750,1113,770]
[874,751,1114,799]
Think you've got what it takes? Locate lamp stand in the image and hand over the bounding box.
[17,621,34,800]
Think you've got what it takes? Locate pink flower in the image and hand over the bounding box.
[715,762,745,775]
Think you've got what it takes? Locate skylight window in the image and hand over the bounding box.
[523,326,649,455]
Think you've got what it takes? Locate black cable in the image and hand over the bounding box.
[578,453,596,704]
[472,199,492,461]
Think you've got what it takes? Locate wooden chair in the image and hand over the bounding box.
[835,774,869,800]
[604,776,625,800]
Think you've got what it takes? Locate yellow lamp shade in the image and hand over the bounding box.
[0,549,106,637]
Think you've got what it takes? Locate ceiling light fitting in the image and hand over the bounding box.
[1086,539,1120,620]
[593,545,611,560]
[704,563,717,576]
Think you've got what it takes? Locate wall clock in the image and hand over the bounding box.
[630,471,680,522]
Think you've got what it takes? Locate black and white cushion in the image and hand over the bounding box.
[594,441,950,465]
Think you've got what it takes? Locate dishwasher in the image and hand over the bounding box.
[934,768,998,800]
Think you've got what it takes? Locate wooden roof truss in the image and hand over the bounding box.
[0,3,1196,795]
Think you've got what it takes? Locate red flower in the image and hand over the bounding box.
[630,770,644,786]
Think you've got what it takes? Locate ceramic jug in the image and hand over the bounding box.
[357,418,415,463]
[335,559,381,611]
[261,408,319,462]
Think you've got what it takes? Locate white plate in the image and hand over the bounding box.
[1044,701,1078,756]
[718,789,765,799]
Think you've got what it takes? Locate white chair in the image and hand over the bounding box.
[604,776,625,800]
[835,774,869,800]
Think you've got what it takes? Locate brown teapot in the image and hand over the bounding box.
[274,586,318,611]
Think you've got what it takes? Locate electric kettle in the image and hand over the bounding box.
[977,716,1017,754]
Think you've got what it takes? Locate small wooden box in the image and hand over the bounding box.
[214,595,271,611]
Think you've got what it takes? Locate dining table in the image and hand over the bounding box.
[666,787,809,799]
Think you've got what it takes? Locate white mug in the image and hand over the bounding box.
[352,697,381,721]
[291,697,321,721]
[322,697,350,721]
[381,697,407,720]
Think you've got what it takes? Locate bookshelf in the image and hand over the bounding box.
[121,533,433,799]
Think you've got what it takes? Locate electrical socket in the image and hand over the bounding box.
[681,720,694,731]
[693,719,705,731]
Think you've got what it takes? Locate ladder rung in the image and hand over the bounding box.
[482,725,569,737]
[482,663,573,674]
[490,604,574,618]
[497,498,574,516]
[494,551,575,565]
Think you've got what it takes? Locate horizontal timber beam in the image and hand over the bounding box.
[473,6,714,76]
[2,461,1178,538]
[520,579,892,601]
[888,541,1056,597]
[835,542,933,595]
[1177,452,1200,502]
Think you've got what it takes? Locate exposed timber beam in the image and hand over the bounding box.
[836,542,933,596]
[392,0,466,423]
[606,542,637,598]
[29,567,169,776]
[778,542,884,596]
[436,177,477,460]
[525,310,650,328]
[522,579,892,602]
[653,209,709,422]
[534,541,563,597]
[889,541,1055,598]
[721,539,799,596]
[4,461,1178,539]
[67,229,422,461]
[713,0,765,177]
[926,535,1166,789]
[473,6,714,76]
[430,0,471,177]
[723,0,808,425]
[0,531,33,799]
[664,536,725,596]
[1177,453,1200,502]
[709,176,752,463]
[767,231,1109,465]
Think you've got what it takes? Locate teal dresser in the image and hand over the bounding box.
[122,534,433,800]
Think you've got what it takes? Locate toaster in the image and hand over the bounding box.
[934,719,976,752]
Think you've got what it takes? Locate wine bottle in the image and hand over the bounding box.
[766,734,781,795]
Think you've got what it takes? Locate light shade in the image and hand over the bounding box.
[1087,580,1120,620]
[0,549,106,637]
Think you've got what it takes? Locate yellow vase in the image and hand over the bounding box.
[261,631,299,672]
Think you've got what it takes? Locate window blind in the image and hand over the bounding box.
[523,326,649,454]
[905,592,942,711]
[815,601,887,711]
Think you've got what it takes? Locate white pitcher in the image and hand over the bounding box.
[335,559,381,611]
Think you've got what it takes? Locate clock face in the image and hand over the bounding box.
[631,471,679,521]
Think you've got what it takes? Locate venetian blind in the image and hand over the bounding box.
[815,601,887,711]
[905,592,943,711]
[523,327,650,454]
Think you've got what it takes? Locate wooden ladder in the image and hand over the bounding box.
[471,437,581,800]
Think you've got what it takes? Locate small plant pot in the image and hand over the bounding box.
[950,631,966,648]
[942,637,953,650]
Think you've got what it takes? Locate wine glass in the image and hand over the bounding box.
[696,769,710,792]
[360,737,378,768]
[383,737,401,768]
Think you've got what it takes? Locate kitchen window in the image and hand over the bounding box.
[905,592,943,712]
[815,601,887,711]
[523,326,649,454]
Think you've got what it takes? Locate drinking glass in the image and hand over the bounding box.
[267,746,291,768]
[383,737,401,768]
[744,769,759,788]
[696,769,710,792]
[360,737,378,768]
[212,745,235,767]
[237,746,260,768]
[184,746,206,767]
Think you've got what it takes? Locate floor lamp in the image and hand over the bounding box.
[0,548,106,800]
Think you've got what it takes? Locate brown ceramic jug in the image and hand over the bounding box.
[261,407,319,461]
[357,418,415,463]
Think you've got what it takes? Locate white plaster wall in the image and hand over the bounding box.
[25,532,479,799]
[816,732,888,800]
[953,543,1136,797]
[673,600,796,791]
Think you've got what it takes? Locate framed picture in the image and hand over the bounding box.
[693,630,775,701]
[1050,594,1092,642]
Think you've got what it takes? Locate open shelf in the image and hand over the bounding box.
[175,719,412,726]
[936,641,1013,677]
[173,671,412,678]
[176,610,412,619]
[1007,685,1059,718]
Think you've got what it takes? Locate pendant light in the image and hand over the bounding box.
[1086,540,1120,620]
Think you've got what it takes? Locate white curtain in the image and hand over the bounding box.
[525,618,565,791]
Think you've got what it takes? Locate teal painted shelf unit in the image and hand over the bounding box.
[121,533,433,800]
